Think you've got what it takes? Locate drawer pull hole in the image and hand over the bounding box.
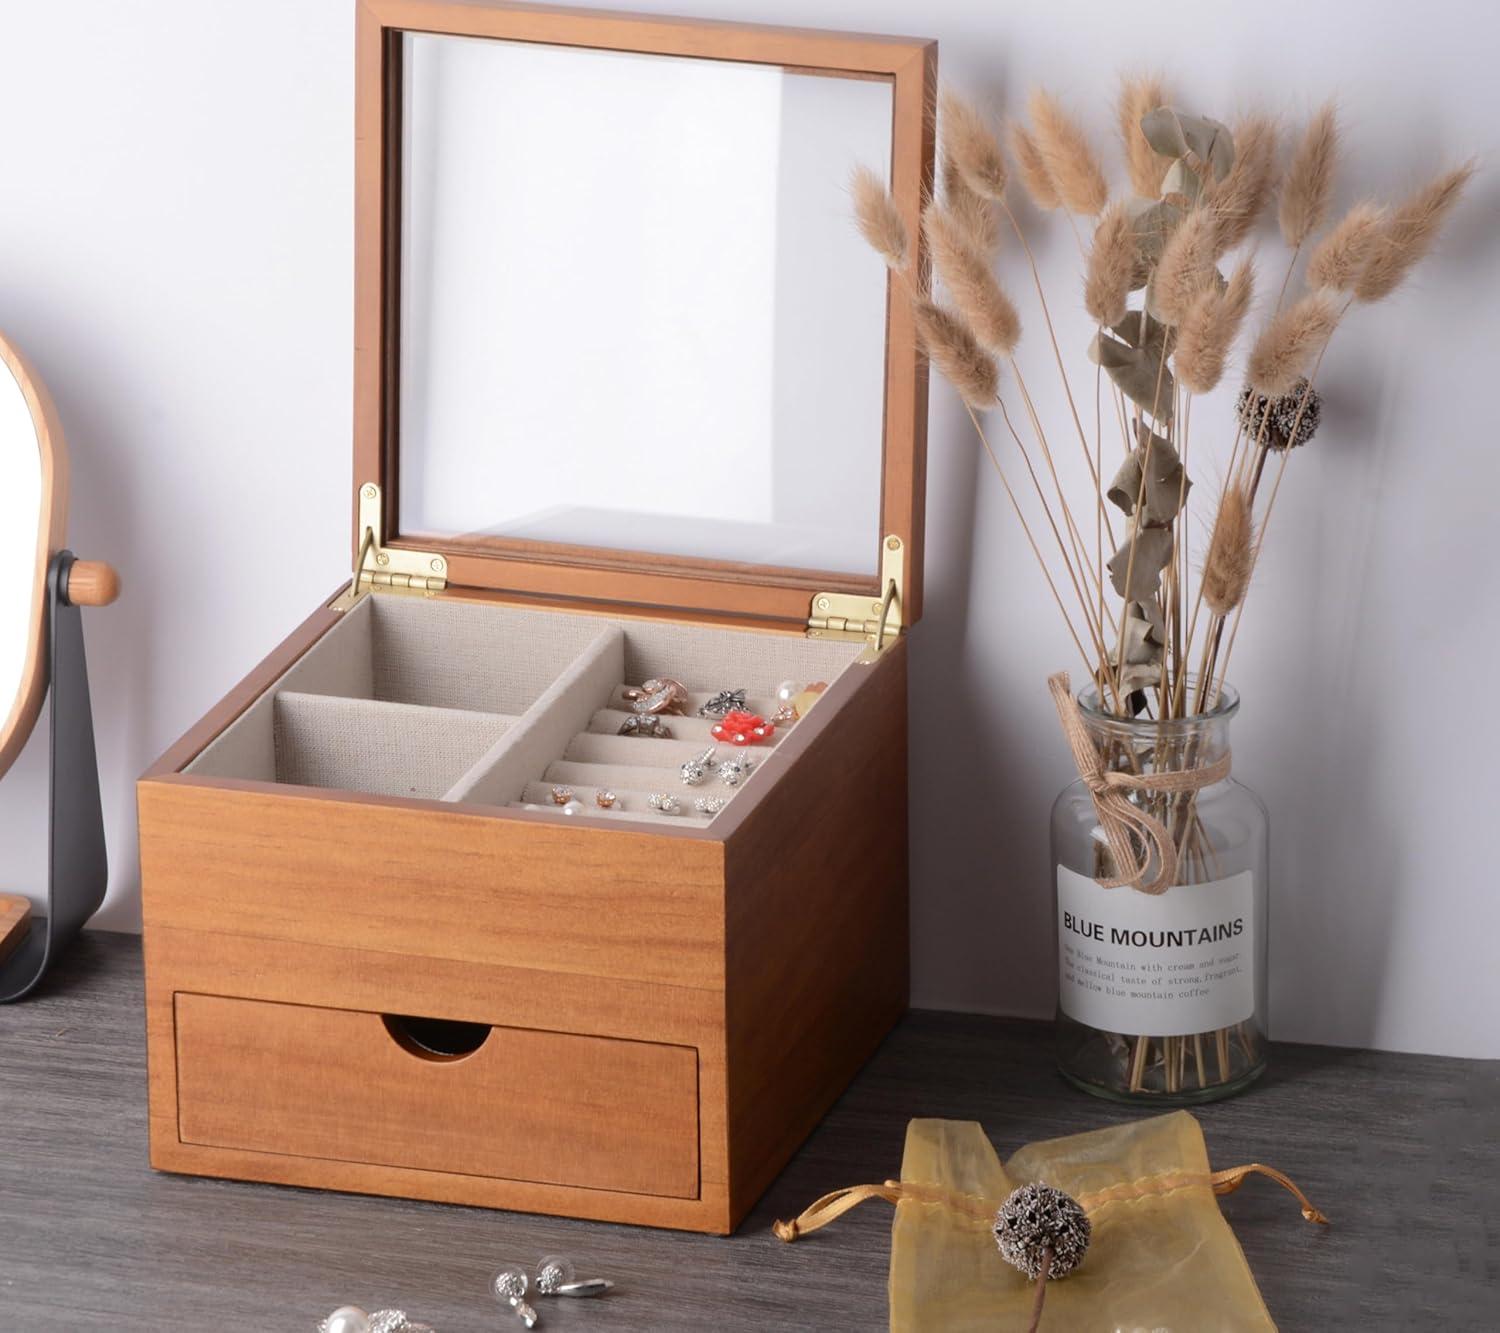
[383,1013,492,1060]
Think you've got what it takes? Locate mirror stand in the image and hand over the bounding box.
[0,552,109,1001]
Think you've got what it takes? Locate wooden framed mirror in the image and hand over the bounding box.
[0,331,119,990]
[0,332,68,782]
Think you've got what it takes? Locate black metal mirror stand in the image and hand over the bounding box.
[0,551,108,1001]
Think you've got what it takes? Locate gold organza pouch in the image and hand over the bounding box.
[776,1111,1326,1331]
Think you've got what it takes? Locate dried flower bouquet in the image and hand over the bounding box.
[853,81,1472,1093]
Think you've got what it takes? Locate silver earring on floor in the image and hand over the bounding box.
[491,1268,539,1328]
[319,1309,436,1333]
[534,1255,613,1298]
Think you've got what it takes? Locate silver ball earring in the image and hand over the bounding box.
[679,746,717,786]
[491,1267,539,1327]
[534,1255,613,1299]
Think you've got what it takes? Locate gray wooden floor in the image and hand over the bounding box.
[1,932,1494,1330]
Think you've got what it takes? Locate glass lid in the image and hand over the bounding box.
[394,31,896,580]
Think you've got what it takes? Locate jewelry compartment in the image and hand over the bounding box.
[449,617,857,823]
[184,595,609,796]
[184,592,867,825]
[172,991,700,1199]
[271,694,511,799]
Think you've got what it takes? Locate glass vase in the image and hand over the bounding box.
[1051,681,1268,1102]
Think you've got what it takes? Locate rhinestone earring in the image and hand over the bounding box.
[716,754,756,787]
[491,1267,539,1328]
[679,747,717,786]
[534,1256,614,1299]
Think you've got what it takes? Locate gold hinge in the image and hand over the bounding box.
[329,482,449,611]
[807,534,905,653]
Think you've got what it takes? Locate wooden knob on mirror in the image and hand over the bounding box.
[65,560,120,607]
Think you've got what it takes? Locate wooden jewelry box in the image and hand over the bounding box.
[138,0,934,1235]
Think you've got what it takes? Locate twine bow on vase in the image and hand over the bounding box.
[1046,672,1230,894]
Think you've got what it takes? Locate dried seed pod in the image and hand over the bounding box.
[1118,73,1171,199]
[1028,90,1108,215]
[1008,120,1061,210]
[1084,201,1138,326]
[1306,201,1386,291]
[1236,379,1322,450]
[941,90,1009,200]
[1246,292,1339,397]
[925,205,1021,355]
[912,298,1001,409]
[1202,485,1256,617]
[1354,161,1475,303]
[1279,102,1339,247]
[993,1183,1092,1281]
[850,164,909,271]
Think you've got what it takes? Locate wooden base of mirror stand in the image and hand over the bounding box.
[0,896,28,965]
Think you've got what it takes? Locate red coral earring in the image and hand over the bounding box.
[711,709,774,746]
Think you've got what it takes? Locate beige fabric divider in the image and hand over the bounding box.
[371,597,626,714]
[559,731,776,767]
[187,599,377,782]
[274,693,513,799]
[617,619,858,690]
[545,759,708,790]
[443,627,625,805]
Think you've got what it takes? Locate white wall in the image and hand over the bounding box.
[1,0,1495,1056]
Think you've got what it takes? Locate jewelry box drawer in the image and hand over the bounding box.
[172,992,700,1199]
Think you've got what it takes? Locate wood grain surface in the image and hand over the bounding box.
[141,925,731,1232]
[723,641,910,1221]
[174,992,700,1199]
[0,893,29,963]
[62,560,120,608]
[1,932,1493,1330]
[352,0,935,626]
[138,780,728,989]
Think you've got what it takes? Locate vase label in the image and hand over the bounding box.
[1056,866,1255,1036]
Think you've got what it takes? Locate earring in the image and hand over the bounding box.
[319,1309,435,1333]
[716,754,756,787]
[491,1267,539,1328]
[679,747,717,786]
[534,1256,614,1299]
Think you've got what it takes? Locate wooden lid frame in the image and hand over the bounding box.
[354,0,935,628]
